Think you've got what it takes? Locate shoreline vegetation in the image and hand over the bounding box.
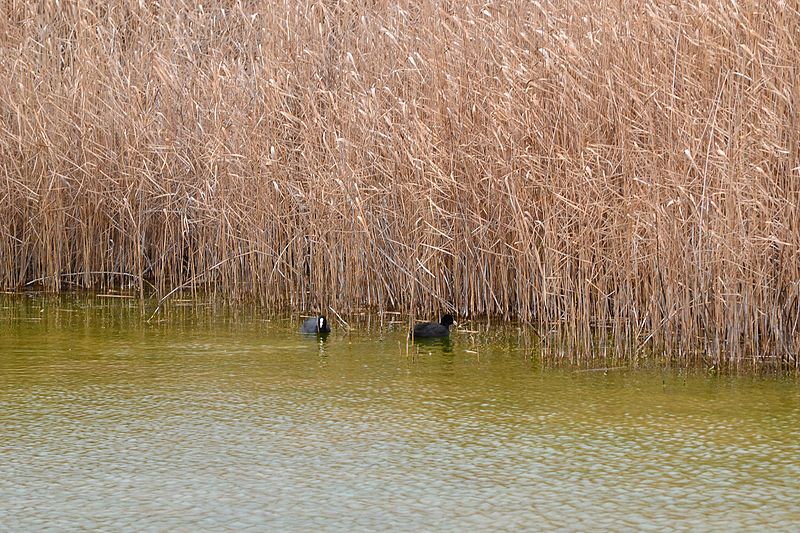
[1,1,798,366]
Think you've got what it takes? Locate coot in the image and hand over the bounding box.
[301,315,331,334]
[411,314,455,338]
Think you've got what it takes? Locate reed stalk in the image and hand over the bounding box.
[1,0,798,365]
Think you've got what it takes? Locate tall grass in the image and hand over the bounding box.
[1,0,798,366]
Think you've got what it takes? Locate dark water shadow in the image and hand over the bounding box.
[411,336,454,355]
[299,331,330,358]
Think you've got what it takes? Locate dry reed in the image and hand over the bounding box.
[1,0,798,366]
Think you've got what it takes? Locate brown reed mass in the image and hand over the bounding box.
[1,1,798,366]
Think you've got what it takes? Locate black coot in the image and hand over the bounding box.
[301,315,331,334]
[411,314,455,338]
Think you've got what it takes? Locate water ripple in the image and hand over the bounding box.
[1,299,799,531]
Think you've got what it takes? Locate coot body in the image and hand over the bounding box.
[411,314,455,338]
[301,315,331,334]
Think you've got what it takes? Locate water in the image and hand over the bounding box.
[1,294,799,531]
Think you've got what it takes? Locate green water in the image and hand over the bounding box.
[1,294,799,531]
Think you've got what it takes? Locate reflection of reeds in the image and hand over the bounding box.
[1,1,798,365]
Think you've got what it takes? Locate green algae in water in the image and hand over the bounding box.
[1,294,799,531]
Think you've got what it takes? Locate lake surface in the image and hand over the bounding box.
[1,294,799,531]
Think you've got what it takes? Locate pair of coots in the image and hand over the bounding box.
[300,314,456,338]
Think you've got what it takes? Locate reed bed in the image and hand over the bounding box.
[1,0,798,366]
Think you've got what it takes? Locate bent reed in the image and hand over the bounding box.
[1,1,798,366]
